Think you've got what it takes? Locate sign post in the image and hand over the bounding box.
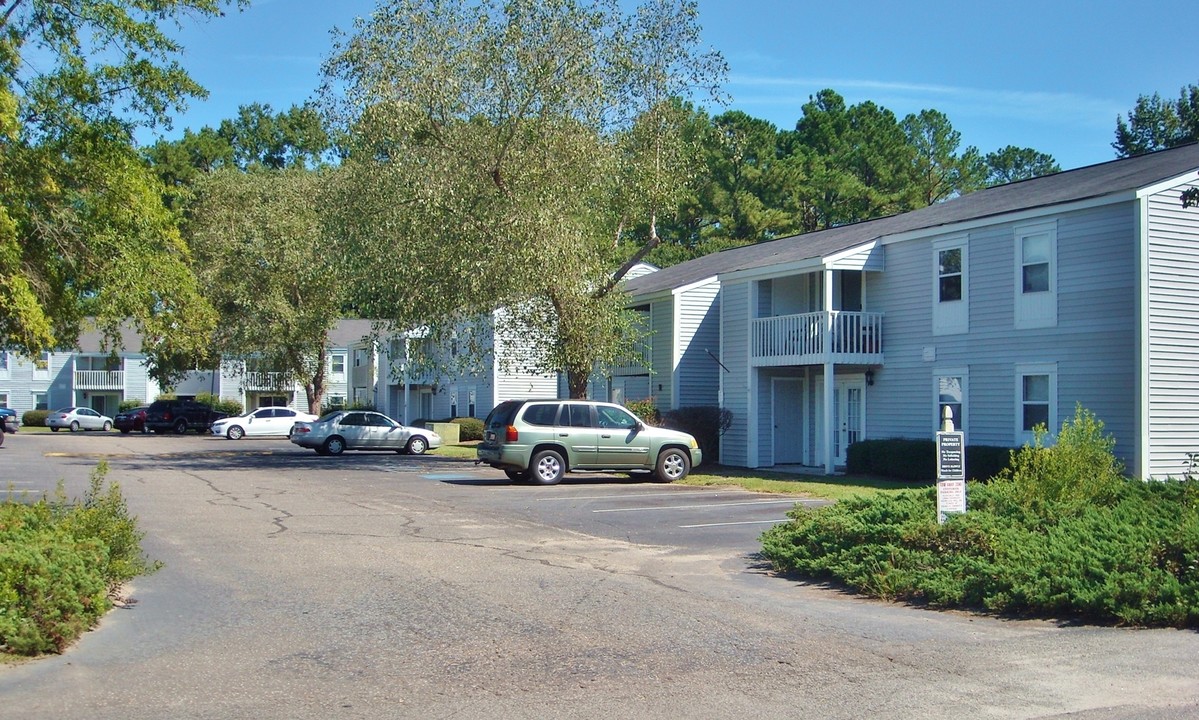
[936,407,967,523]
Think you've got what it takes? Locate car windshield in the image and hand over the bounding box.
[55,407,75,413]
[317,411,342,423]
[484,401,521,428]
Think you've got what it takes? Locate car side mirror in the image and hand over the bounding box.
[635,421,645,432]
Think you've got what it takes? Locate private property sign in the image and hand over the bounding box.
[936,430,967,523]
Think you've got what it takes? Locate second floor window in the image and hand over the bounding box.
[331,355,346,377]
[938,248,962,302]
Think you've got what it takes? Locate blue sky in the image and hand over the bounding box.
[157,0,1198,170]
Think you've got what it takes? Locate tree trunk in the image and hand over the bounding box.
[567,366,589,399]
[305,348,328,416]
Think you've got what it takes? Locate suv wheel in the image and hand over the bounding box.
[655,448,691,482]
[173,418,188,434]
[530,449,565,485]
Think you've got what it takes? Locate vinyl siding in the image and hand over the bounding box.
[650,299,673,406]
[1145,182,1199,477]
[674,280,720,408]
[720,282,750,466]
[868,202,1138,461]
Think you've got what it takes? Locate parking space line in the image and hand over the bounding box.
[679,519,790,528]
[537,491,728,502]
[591,499,799,513]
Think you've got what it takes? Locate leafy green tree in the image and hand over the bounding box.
[217,103,332,170]
[0,0,241,374]
[983,145,1061,186]
[1113,83,1199,157]
[320,0,725,397]
[187,168,345,415]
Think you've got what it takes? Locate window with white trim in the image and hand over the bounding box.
[1014,221,1057,329]
[0,392,8,408]
[33,392,48,410]
[1016,362,1057,444]
[326,394,346,410]
[934,369,967,436]
[932,236,968,335]
[330,354,346,381]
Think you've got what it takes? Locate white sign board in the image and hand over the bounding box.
[937,480,968,523]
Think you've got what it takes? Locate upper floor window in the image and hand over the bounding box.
[330,354,346,378]
[1014,221,1057,329]
[932,236,968,335]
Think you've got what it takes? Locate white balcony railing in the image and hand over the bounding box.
[74,370,124,390]
[609,340,653,375]
[751,311,883,367]
[243,371,287,390]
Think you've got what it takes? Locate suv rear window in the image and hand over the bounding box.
[521,403,561,427]
[484,401,523,429]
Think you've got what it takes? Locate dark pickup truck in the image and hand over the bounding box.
[144,399,227,435]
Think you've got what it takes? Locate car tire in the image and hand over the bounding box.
[324,436,346,455]
[504,469,531,483]
[530,449,566,485]
[51,426,59,432]
[655,448,691,483]
[120,428,131,434]
[173,419,187,434]
[102,421,111,431]
[406,436,428,455]
[70,420,80,432]
[227,426,245,440]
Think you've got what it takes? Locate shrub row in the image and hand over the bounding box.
[21,410,48,427]
[847,438,1012,481]
[762,407,1199,627]
[1,462,160,655]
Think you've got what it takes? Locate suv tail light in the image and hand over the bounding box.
[506,425,518,442]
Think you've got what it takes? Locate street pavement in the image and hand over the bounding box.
[1,431,1198,719]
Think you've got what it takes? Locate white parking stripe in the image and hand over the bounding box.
[537,491,727,502]
[591,499,799,513]
[680,519,791,528]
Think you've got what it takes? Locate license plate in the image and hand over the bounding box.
[485,431,495,441]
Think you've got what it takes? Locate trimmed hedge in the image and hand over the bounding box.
[21,410,48,427]
[451,417,484,442]
[847,438,1013,482]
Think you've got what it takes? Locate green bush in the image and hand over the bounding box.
[118,399,145,413]
[624,397,660,426]
[1,462,161,655]
[661,406,733,464]
[847,438,1013,482]
[194,393,243,417]
[451,417,484,442]
[761,407,1199,627]
[21,410,48,427]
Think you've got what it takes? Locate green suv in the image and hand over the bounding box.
[476,399,702,485]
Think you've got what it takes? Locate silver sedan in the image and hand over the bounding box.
[47,406,113,432]
[290,410,442,456]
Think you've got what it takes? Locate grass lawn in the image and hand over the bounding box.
[436,443,915,501]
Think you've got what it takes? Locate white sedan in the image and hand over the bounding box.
[290,410,441,455]
[47,406,113,432]
[211,407,318,440]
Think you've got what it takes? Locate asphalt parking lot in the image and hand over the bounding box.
[4,431,1199,720]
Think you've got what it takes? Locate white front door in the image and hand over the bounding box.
[772,378,804,465]
[833,377,866,466]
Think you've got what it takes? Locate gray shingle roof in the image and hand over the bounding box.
[624,143,1199,296]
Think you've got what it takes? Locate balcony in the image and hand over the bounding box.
[243,371,287,390]
[74,370,125,390]
[751,311,883,367]
[609,340,653,376]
